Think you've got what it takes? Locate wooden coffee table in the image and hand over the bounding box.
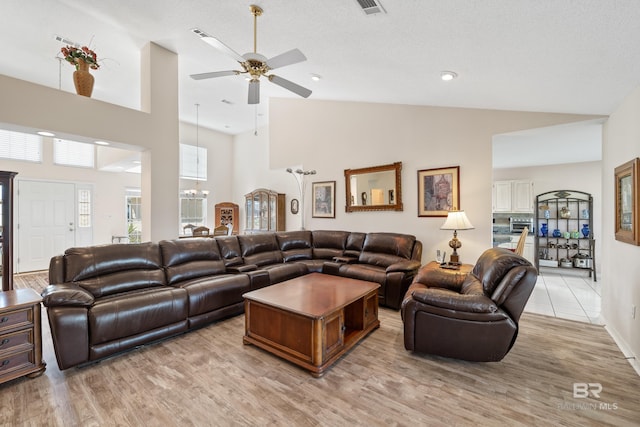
[242,272,380,377]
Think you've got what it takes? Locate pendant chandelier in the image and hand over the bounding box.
[181,103,209,198]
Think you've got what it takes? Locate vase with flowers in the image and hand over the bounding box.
[61,45,100,97]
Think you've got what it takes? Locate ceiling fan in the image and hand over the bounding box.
[190,4,312,104]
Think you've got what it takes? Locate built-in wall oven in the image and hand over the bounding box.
[510,217,534,234]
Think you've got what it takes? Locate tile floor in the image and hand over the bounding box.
[524,266,603,324]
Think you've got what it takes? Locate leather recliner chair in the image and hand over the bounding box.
[401,248,537,362]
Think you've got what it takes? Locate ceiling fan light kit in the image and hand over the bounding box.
[190,4,312,105]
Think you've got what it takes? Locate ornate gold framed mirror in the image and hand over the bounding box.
[344,162,402,212]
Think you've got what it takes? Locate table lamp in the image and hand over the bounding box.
[440,209,474,264]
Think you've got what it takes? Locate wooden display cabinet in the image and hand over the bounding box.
[214,202,239,235]
[244,189,285,233]
[1,171,17,291]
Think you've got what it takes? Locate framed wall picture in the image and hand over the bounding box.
[312,181,336,218]
[417,166,460,217]
[290,198,299,214]
[614,158,640,245]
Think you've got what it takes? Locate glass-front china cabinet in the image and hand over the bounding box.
[244,189,285,233]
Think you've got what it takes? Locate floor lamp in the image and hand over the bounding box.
[286,168,316,230]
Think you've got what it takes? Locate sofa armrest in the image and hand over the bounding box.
[410,288,497,313]
[386,259,421,273]
[227,264,258,273]
[41,284,94,307]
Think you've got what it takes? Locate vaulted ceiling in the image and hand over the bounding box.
[2,0,639,164]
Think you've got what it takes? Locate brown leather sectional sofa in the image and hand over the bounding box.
[42,230,422,370]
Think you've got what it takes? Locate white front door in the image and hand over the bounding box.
[17,181,76,273]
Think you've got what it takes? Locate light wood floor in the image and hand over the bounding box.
[3,272,639,426]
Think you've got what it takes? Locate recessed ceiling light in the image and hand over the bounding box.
[94,141,110,146]
[310,74,322,82]
[441,71,458,81]
[37,131,55,137]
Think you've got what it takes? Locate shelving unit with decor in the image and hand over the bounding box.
[535,190,596,281]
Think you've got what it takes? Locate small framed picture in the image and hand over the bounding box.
[290,198,299,214]
[312,181,336,218]
[615,158,640,245]
[417,166,460,217]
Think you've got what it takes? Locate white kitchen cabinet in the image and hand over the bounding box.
[492,180,533,213]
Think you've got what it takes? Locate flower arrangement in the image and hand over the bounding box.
[61,45,100,70]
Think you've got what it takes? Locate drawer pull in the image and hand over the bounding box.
[0,317,8,323]
[1,360,9,367]
[0,338,9,346]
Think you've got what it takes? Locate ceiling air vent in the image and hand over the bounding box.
[355,0,386,15]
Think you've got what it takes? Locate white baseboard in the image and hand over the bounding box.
[604,321,640,377]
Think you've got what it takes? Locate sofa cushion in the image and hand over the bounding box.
[337,263,387,285]
[76,270,167,299]
[88,287,188,345]
[471,248,532,295]
[63,242,165,297]
[311,230,349,259]
[359,233,416,268]
[262,263,309,284]
[215,236,244,267]
[64,242,162,282]
[238,234,283,266]
[176,274,251,316]
[344,232,366,258]
[276,231,312,262]
[160,239,226,285]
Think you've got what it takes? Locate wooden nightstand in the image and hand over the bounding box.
[0,289,46,384]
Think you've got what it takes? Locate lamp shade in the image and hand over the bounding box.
[440,210,474,230]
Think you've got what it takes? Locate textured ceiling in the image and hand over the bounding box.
[1,0,638,164]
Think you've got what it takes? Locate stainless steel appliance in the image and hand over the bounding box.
[509,217,534,234]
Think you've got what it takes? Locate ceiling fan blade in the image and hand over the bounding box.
[190,70,238,80]
[266,48,307,70]
[268,75,312,98]
[248,80,260,104]
[191,28,245,63]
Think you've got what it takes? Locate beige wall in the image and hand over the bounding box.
[0,42,178,242]
[602,85,640,367]
[256,98,599,264]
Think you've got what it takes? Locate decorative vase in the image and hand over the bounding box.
[571,230,580,239]
[581,223,590,238]
[552,229,562,238]
[540,223,548,237]
[544,210,550,219]
[73,59,94,97]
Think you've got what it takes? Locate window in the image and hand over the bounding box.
[54,139,95,168]
[180,197,206,233]
[78,189,91,227]
[126,190,142,243]
[0,129,42,162]
[180,143,207,181]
